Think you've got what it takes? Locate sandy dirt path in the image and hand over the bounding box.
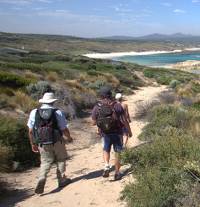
[1,85,167,207]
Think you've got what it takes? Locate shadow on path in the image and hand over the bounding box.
[42,166,115,196]
[0,188,34,207]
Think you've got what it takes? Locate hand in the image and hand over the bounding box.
[128,131,133,138]
[32,144,39,153]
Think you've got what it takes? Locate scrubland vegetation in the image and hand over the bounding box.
[0,46,145,177]
[1,32,200,205]
[121,69,200,207]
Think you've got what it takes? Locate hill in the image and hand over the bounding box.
[1,32,200,54]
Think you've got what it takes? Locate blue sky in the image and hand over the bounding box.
[0,0,200,37]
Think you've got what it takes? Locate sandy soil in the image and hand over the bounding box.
[83,48,200,59]
[1,85,167,207]
[167,60,200,71]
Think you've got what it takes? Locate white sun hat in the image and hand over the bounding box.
[115,93,122,100]
[39,92,58,104]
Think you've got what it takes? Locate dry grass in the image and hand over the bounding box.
[134,100,160,119]
[65,80,86,92]
[47,71,59,82]
[11,91,38,113]
[103,73,120,87]
[24,70,39,80]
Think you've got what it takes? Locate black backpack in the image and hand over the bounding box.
[96,101,120,134]
[33,108,62,145]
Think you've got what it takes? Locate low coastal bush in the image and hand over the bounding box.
[0,145,12,172]
[0,116,39,167]
[26,81,52,100]
[0,62,43,72]
[134,100,160,119]
[140,105,195,141]
[72,89,97,114]
[121,105,200,207]
[143,68,196,85]
[158,90,177,104]
[0,71,32,88]
[169,79,181,88]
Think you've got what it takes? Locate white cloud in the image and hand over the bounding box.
[173,9,186,13]
[32,7,45,10]
[161,2,172,7]
[0,0,52,4]
[112,3,133,13]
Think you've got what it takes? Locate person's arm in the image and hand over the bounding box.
[121,114,132,137]
[126,104,131,123]
[63,128,73,142]
[27,109,39,153]
[91,106,98,126]
[117,103,132,137]
[56,110,73,142]
[28,128,39,153]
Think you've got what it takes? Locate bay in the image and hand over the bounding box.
[115,51,200,67]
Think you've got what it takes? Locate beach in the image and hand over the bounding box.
[83,48,200,59]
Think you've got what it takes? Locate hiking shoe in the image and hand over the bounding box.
[114,173,122,181]
[35,179,46,194]
[102,169,110,178]
[58,178,72,188]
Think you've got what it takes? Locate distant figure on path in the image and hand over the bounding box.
[92,87,132,180]
[27,92,73,194]
[115,93,131,147]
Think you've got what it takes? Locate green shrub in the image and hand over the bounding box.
[134,100,160,119]
[21,54,52,63]
[61,68,82,80]
[72,89,97,113]
[169,79,181,88]
[121,105,200,207]
[88,64,97,70]
[0,71,32,88]
[140,105,194,141]
[143,68,196,85]
[26,81,52,100]
[0,62,43,72]
[158,91,177,104]
[0,145,12,172]
[87,70,100,76]
[121,128,200,207]
[88,79,108,90]
[122,167,184,207]
[0,116,38,167]
[55,55,72,62]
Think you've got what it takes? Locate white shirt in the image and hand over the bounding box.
[27,104,67,130]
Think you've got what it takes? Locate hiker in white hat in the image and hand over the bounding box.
[115,93,132,147]
[27,92,73,194]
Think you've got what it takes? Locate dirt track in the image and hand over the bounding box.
[1,85,167,207]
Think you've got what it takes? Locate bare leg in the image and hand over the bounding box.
[115,153,121,174]
[123,135,129,148]
[103,150,110,166]
[102,151,110,177]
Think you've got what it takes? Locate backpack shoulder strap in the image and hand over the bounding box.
[51,108,61,131]
[34,108,41,127]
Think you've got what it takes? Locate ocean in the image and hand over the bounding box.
[114,51,200,67]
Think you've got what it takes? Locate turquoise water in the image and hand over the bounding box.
[115,51,200,67]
